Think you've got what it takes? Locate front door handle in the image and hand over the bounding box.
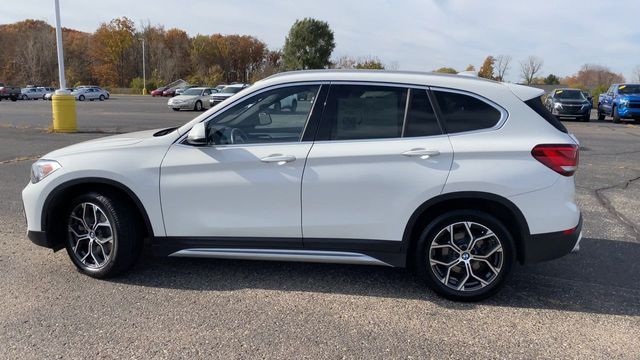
[260,154,296,164]
[402,148,440,159]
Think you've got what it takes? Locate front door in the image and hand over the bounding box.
[160,84,323,242]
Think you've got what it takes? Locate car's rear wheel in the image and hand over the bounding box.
[194,101,203,111]
[613,106,621,123]
[21,94,27,100]
[414,210,515,301]
[78,95,85,101]
[63,192,142,278]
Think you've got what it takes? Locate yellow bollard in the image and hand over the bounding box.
[51,93,77,132]
[142,88,148,95]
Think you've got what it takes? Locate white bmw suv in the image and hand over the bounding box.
[22,70,581,301]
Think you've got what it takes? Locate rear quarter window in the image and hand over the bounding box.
[433,91,502,133]
[524,96,568,133]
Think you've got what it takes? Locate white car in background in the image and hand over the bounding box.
[44,88,74,100]
[208,83,250,108]
[21,70,582,301]
[72,87,110,101]
[168,87,216,111]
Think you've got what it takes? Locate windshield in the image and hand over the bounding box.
[221,86,243,94]
[182,88,202,96]
[554,90,585,100]
[618,85,640,95]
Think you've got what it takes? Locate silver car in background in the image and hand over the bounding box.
[20,87,47,100]
[71,87,110,101]
[168,87,217,111]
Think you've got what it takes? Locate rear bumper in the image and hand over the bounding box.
[522,215,582,264]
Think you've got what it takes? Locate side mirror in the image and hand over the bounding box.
[187,122,208,145]
[258,112,272,126]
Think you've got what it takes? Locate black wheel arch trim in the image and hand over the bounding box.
[401,191,531,262]
[41,177,155,242]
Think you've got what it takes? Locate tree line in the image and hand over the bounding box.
[0,17,389,90]
[1,17,636,93]
[435,55,634,95]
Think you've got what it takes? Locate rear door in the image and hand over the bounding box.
[301,84,454,246]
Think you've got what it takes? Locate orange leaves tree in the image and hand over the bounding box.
[91,17,136,87]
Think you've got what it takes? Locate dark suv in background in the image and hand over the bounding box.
[545,88,591,122]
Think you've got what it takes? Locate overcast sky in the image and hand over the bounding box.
[2,0,639,82]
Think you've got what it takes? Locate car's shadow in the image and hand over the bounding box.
[112,237,640,317]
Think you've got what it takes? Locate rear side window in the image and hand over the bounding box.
[403,89,442,137]
[320,85,407,140]
[524,96,568,133]
[433,91,501,133]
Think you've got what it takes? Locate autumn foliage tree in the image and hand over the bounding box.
[478,56,495,79]
[92,17,136,87]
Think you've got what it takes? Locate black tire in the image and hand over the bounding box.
[291,99,298,112]
[21,94,28,100]
[99,95,105,101]
[63,191,142,278]
[612,106,621,123]
[414,210,515,302]
[172,108,180,111]
[581,113,590,122]
[79,95,85,101]
[194,101,203,111]
[597,105,605,120]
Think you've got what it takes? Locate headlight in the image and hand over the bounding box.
[619,99,629,107]
[554,102,563,109]
[30,159,61,184]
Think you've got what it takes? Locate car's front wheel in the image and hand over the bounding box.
[597,105,605,120]
[414,210,515,301]
[63,192,142,278]
[612,106,621,123]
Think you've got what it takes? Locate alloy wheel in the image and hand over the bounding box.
[67,202,114,269]
[428,221,503,292]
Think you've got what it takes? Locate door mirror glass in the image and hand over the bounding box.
[258,111,272,126]
[187,122,207,145]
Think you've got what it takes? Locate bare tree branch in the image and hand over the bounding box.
[495,55,512,82]
[520,56,543,85]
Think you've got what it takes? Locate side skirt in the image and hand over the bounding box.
[152,237,407,268]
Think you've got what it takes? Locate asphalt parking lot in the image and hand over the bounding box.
[0,96,639,358]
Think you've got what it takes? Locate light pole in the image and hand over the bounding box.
[51,0,76,132]
[140,37,147,95]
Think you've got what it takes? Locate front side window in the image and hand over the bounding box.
[433,91,501,133]
[320,85,408,140]
[205,84,320,145]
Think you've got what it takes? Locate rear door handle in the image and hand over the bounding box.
[402,148,440,159]
[260,154,296,164]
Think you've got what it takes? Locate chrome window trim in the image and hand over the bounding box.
[177,81,327,147]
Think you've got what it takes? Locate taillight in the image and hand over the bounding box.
[531,144,579,176]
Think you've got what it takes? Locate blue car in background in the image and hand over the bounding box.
[597,84,640,123]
